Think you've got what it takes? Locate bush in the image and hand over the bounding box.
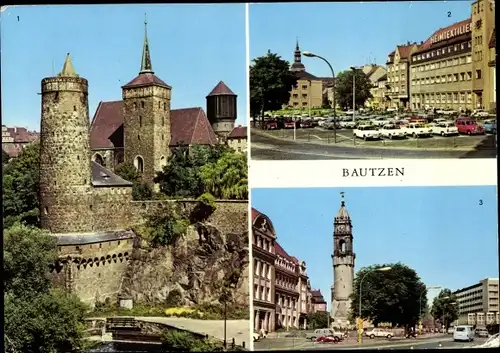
[161,330,223,351]
[132,182,153,201]
[165,289,183,307]
[190,193,217,223]
[140,203,190,247]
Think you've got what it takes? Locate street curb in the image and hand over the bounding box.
[251,129,484,152]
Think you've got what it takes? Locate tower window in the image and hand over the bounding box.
[44,207,48,214]
[158,102,160,108]
[162,134,164,140]
[138,134,141,141]
[139,116,142,127]
[77,155,80,160]
[134,156,144,173]
[90,204,93,210]
[73,105,77,111]
[134,102,137,110]
[164,102,167,111]
[54,92,59,102]
[141,101,145,108]
[162,115,165,125]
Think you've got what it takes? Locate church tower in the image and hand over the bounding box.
[331,193,356,328]
[206,81,237,139]
[40,54,94,233]
[291,38,306,72]
[122,15,172,185]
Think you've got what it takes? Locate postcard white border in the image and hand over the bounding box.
[249,159,498,188]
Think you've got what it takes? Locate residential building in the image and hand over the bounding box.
[226,125,247,154]
[471,0,496,111]
[362,64,388,109]
[454,278,499,326]
[310,289,328,313]
[288,40,333,110]
[488,29,496,112]
[370,74,390,110]
[386,42,419,109]
[410,19,474,112]
[252,208,312,333]
[1,125,40,158]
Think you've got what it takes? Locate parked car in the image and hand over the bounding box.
[472,109,490,118]
[316,335,339,343]
[482,119,497,134]
[306,329,335,341]
[432,121,459,136]
[475,327,489,338]
[403,123,433,138]
[264,120,278,130]
[379,124,406,139]
[300,119,313,128]
[353,125,381,140]
[365,328,394,339]
[456,118,485,135]
[283,120,295,129]
[453,325,475,342]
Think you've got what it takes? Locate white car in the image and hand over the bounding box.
[342,121,357,129]
[379,124,406,139]
[365,328,394,339]
[403,123,433,138]
[453,325,475,342]
[432,121,459,136]
[472,109,490,117]
[354,125,380,140]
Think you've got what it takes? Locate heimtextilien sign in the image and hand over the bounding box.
[430,22,472,44]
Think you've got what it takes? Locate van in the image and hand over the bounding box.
[453,325,475,342]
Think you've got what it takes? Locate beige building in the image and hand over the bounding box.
[386,42,419,109]
[471,0,496,111]
[370,74,390,110]
[454,278,499,326]
[488,29,495,111]
[226,125,247,154]
[252,208,312,333]
[288,41,332,109]
[362,65,388,109]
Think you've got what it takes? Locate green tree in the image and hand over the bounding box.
[335,69,373,110]
[322,93,331,109]
[161,330,223,352]
[250,51,298,128]
[306,311,330,330]
[2,149,10,164]
[2,142,40,228]
[115,162,153,201]
[349,263,426,329]
[431,289,459,330]
[3,224,88,353]
[199,151,248,200]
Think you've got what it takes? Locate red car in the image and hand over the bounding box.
[455,117,485,135]
[284,121,295,129]
[316,336,339,343]
[264,120,278,130]
[300,120,313,128]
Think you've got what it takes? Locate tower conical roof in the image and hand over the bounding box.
[59,53,78,77]
[140,14,154,74]
[336,200,350,219]
[207,81,236,97]
[291,38,305,72]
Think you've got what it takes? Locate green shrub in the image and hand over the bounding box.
[161,330,222,351]
[190,193,217,223]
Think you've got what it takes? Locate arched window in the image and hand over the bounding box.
[93,153,104,166]
[339,239,346,253]
[134,156,144,173]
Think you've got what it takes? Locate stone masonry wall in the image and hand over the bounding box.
[92,186,133,231]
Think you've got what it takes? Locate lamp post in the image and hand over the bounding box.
[419,286,442,335]
[303,51,337,143]
[350,66,356,123]
[358,266,392,344]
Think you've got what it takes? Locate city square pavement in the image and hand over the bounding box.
[250,128,496,160]
[254,334,487,351]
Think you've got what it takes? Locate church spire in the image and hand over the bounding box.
[59,53,78,77]
[291,37,305,72]
[296,37,300,51]
[140,13,154,74]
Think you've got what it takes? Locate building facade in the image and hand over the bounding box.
[362,64,388,109]
[410,19,474,112]
[226,125,247,154]
[206,81,237,138]
[310,289,328,313]
[386,42,419,109]
[252,208,313,333]
[331,196,356,329]
[370,74,390,110]
[1,125,39,159]
[454,278,499,326]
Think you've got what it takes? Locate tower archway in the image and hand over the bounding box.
[92,153,104,166]
[134,156,144,173]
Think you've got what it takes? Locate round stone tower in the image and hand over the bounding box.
[40,53,94,234]
[206,81,237,138]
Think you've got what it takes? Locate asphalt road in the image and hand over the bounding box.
[250,129,497,160]
[254,335,487,351]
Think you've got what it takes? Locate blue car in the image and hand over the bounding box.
[482,119,497,134]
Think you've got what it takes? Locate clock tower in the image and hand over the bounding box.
[330,193,356,328]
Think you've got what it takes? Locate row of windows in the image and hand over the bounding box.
[292,93,308,99]
[254,284,272,302]
[254,233,274,254]
[254,259,272,280]
[411,92,472,104]
[412,71,473,85]
[132,101,168,111]
[412,55,472,72]
[413,41,471,62]
[292,101,311,107]
[387,63,406,72]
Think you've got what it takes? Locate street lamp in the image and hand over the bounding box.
[303,51,337,143]
[419,286,442,335]
[350,66,356,123]
[358,266,392,344]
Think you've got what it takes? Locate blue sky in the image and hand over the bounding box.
[252,186,498,310]
[250,1,472,75]
[1,4,246,131]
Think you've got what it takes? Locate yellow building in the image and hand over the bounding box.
[362,64,387,109]
[288,41,331,109]
[370,74,390,110]
[471,0,495,111]
[226,125,247,154]
[386,42,419,109]
[488,29,495,112]
[410,19,474,111]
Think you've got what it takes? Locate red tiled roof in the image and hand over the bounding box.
[4,127,39,143]
[89,101,217,149]
[207,81,236,96]
[251,207,260,222]
[489,29,495,49]
[122,73,171,89]
[397,44,416,60]
[416,18,472,53]
[228,125,247,139]
[169,107,218,146]
[275,242,299,264]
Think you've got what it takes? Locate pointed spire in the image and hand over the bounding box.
[140,13,154,74]
[59,53,78,77]
[296,37,300,51]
